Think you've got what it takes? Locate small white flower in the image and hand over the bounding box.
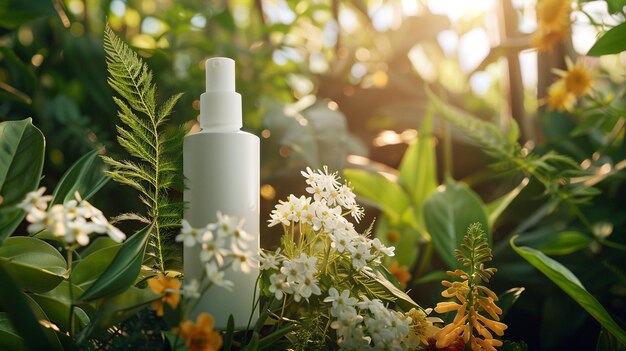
[370,238,395,257]
[183,279,201,298]
[230,246,255,274]
[17,187,52,213]
[176,219,207,247]
[293,275,321,301]
[105,224,126,243]
[324,288,358,317]
[259,249,282,271]
[349,242,374,270]
[280,258,305,283]
[269,273,290,300]
[205,262,233,290]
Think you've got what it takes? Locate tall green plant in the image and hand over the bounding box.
[102,24,184,272]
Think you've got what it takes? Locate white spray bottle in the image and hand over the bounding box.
[183,57,259,329]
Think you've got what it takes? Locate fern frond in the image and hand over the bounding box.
[103,24,184,272]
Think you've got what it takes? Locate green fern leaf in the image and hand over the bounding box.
[102,24,184,272]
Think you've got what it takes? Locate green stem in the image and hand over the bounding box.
[67,248,75,341]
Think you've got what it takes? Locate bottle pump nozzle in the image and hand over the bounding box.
[200,57,242,131]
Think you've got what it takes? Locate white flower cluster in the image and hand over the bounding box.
[176,212,255,291]
[267,167,394,272]
[18,187,125,246]
[324,288,412,351]
[263,251,322,302]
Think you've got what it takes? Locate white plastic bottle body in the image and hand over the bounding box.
[183,130,259,329]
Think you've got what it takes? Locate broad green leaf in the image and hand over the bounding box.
[486,178,529,227]
[0,237,66,292]
[607,0,626,14]
[423,180,490,268]
[79,224,152,302]
[78,237,119,258]
[0,264,62,351]
[72,244,121,290]
[511,238,626,344]
[398,108,437,230]
[95,286,159,328]
[51,149,109,205]
[0,118,45,242]
[537,231,592,256]
[30,281,89,332]
[344,169,410,224]
[0,313,26,351]
[588,22,626,56]
[498,287,525,318]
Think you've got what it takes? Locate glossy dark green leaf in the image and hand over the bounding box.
[511,238,626,344]
[588,22,626,56]
[30,281,89,332]
[51,148,109,205]
[72,244,121,290]
[0,264,62,351]
[486,178,528,227]
[0,313,26,351]
[423,180,489,268]
[95,286,159,328]
[78,237,119,258]
[0,118,45,242]
[78,224,152,301]
[344,169,410,224]
[537,231,592,256]
[0,237,66,293]
[607,0,626,14]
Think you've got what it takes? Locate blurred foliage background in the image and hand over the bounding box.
[2,0,626,349]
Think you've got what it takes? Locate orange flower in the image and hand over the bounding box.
[147,274,181,316]
[388,260,411,288]
[174,313,223,351]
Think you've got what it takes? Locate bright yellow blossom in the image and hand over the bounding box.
[532,0,572,51]
[174,313,223,351]
[545,80,576,112]
[554,57,594,96]
[536,0,572,31]
[147,274,181,316]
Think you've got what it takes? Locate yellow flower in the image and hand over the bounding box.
[536,0,572,31]
[174,313,223,351]
[530,28,568,52]
[545,79,576,112]
[555,57,594,96]
[532,0,572,51]
[388,260,411,288]
[147,274,181,316]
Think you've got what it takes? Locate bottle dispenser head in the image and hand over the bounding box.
[200,57,242,131]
